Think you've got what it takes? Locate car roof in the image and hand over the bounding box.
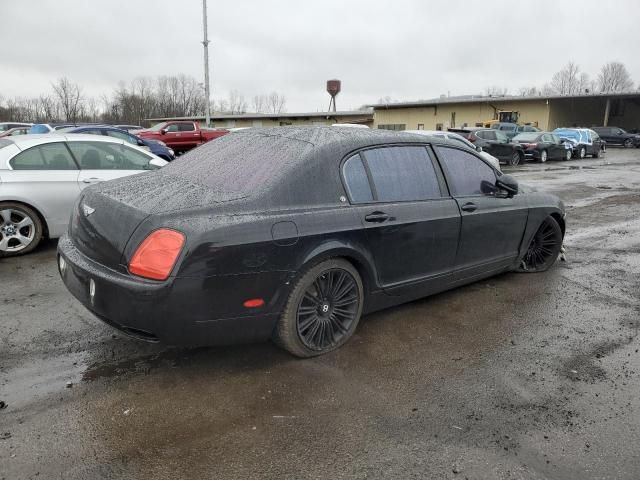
[6,133,133,151]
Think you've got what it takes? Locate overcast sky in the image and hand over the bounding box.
[2,0,640,112]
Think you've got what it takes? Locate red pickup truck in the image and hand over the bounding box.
[137,121,228,153]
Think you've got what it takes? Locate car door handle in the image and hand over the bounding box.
[365,211,389,223]
[461,202,477,212]
[82,177,102,184]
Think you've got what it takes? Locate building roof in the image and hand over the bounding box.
[146,110,373,122]
[369,92,640,109]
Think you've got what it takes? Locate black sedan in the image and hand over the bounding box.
[58,127,566,357]
[512,132,573,163]
[449,128,525,166]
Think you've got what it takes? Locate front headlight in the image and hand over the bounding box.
[168,149,175,156]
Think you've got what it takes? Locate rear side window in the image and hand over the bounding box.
[477,130,497,140]
[361,146,442,202]
[67,141,153,170]
[436,146,496,196]
[343,155,373,203]
[11,143,77,170]
[178,123,195,132]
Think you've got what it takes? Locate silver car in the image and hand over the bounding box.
[0,134,167,257]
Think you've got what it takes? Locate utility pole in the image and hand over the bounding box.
[202,0,211,127]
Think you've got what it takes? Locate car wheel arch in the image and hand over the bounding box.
[298,243,378,295]
[0,199,50,239]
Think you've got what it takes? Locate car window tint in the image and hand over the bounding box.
[165,124,179,132]
[362,146,441,202]
[106,130,135,144]
[436,146,496,196]
[68,141,152,170]
[342,154,373,203]
[178,123,195,132]
[495,131,508,142]
[11,143,77,170]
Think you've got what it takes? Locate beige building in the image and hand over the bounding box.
[146,111,373,129]
[371,93,640,132]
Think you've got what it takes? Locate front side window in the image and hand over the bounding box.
[11,142,77,170]
[495,131,509,143]
[165,124,179,132]
[342,154,373,203]
[361,146,441,202]
[436,146,496,196]
[67,141,154,170]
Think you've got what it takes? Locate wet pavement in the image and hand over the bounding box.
[1,148,639,479]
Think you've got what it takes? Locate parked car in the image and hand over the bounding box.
[552,128,605,159]
[28,123,91,134]
[491,123,540,139]
[449,127,525,166]
[57,127,566,357]
[511,132,573,162]
[591,126,640,148]
[115,124,144,132]
[404,130,501,170]
[0,134,167,257]
[137,121,228,153]
[59,126,175,161]
[0,126,31,138]
[0,122,32,133]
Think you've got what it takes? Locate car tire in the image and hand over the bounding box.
[623,139,633,148]
[518,216,563,273]
[273,258,364,357]
[578,147,586,159]
[0,202,43,257]
[564,149,572,161]
[508,151,521,166]
[538,150,548,163]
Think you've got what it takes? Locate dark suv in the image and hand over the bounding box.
[592,127,640,148]
[449,128,525,166]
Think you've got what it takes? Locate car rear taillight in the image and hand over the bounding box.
[129,229,185,281]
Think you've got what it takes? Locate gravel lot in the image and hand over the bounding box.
[1,148,639,480]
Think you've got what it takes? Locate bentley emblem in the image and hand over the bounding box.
[82,204,95,217]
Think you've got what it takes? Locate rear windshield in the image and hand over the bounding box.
[164,131,313,196]
[513,133,540,141]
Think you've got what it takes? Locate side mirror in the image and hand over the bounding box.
[137,139,145,146]
[476,146,483,153]
[496,174,519,197]
[160,129,167,135]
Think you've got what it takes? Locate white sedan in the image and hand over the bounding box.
[403,130,501,170]
[0,134,167,257]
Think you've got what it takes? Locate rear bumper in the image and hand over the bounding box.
[57,235,286,346]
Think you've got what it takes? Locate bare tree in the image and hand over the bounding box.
[51,77,83,122]
[518,86,538,96]
[227,90,247,114]
[267,92,286,113]
[549,62,582,95]
[251,94,267,113]
[484,86,508,97]
[597,62,634,93]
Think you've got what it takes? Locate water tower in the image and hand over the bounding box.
[327,79,341,112]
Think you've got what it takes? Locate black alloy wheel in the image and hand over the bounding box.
[274,259,364,357]
[509,151,521,166]
[520,216,563,272]
[623,139,633,148]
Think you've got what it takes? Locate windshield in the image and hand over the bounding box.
[513,133,540,142]
[55,127,77,133]
[147,123,167,132]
